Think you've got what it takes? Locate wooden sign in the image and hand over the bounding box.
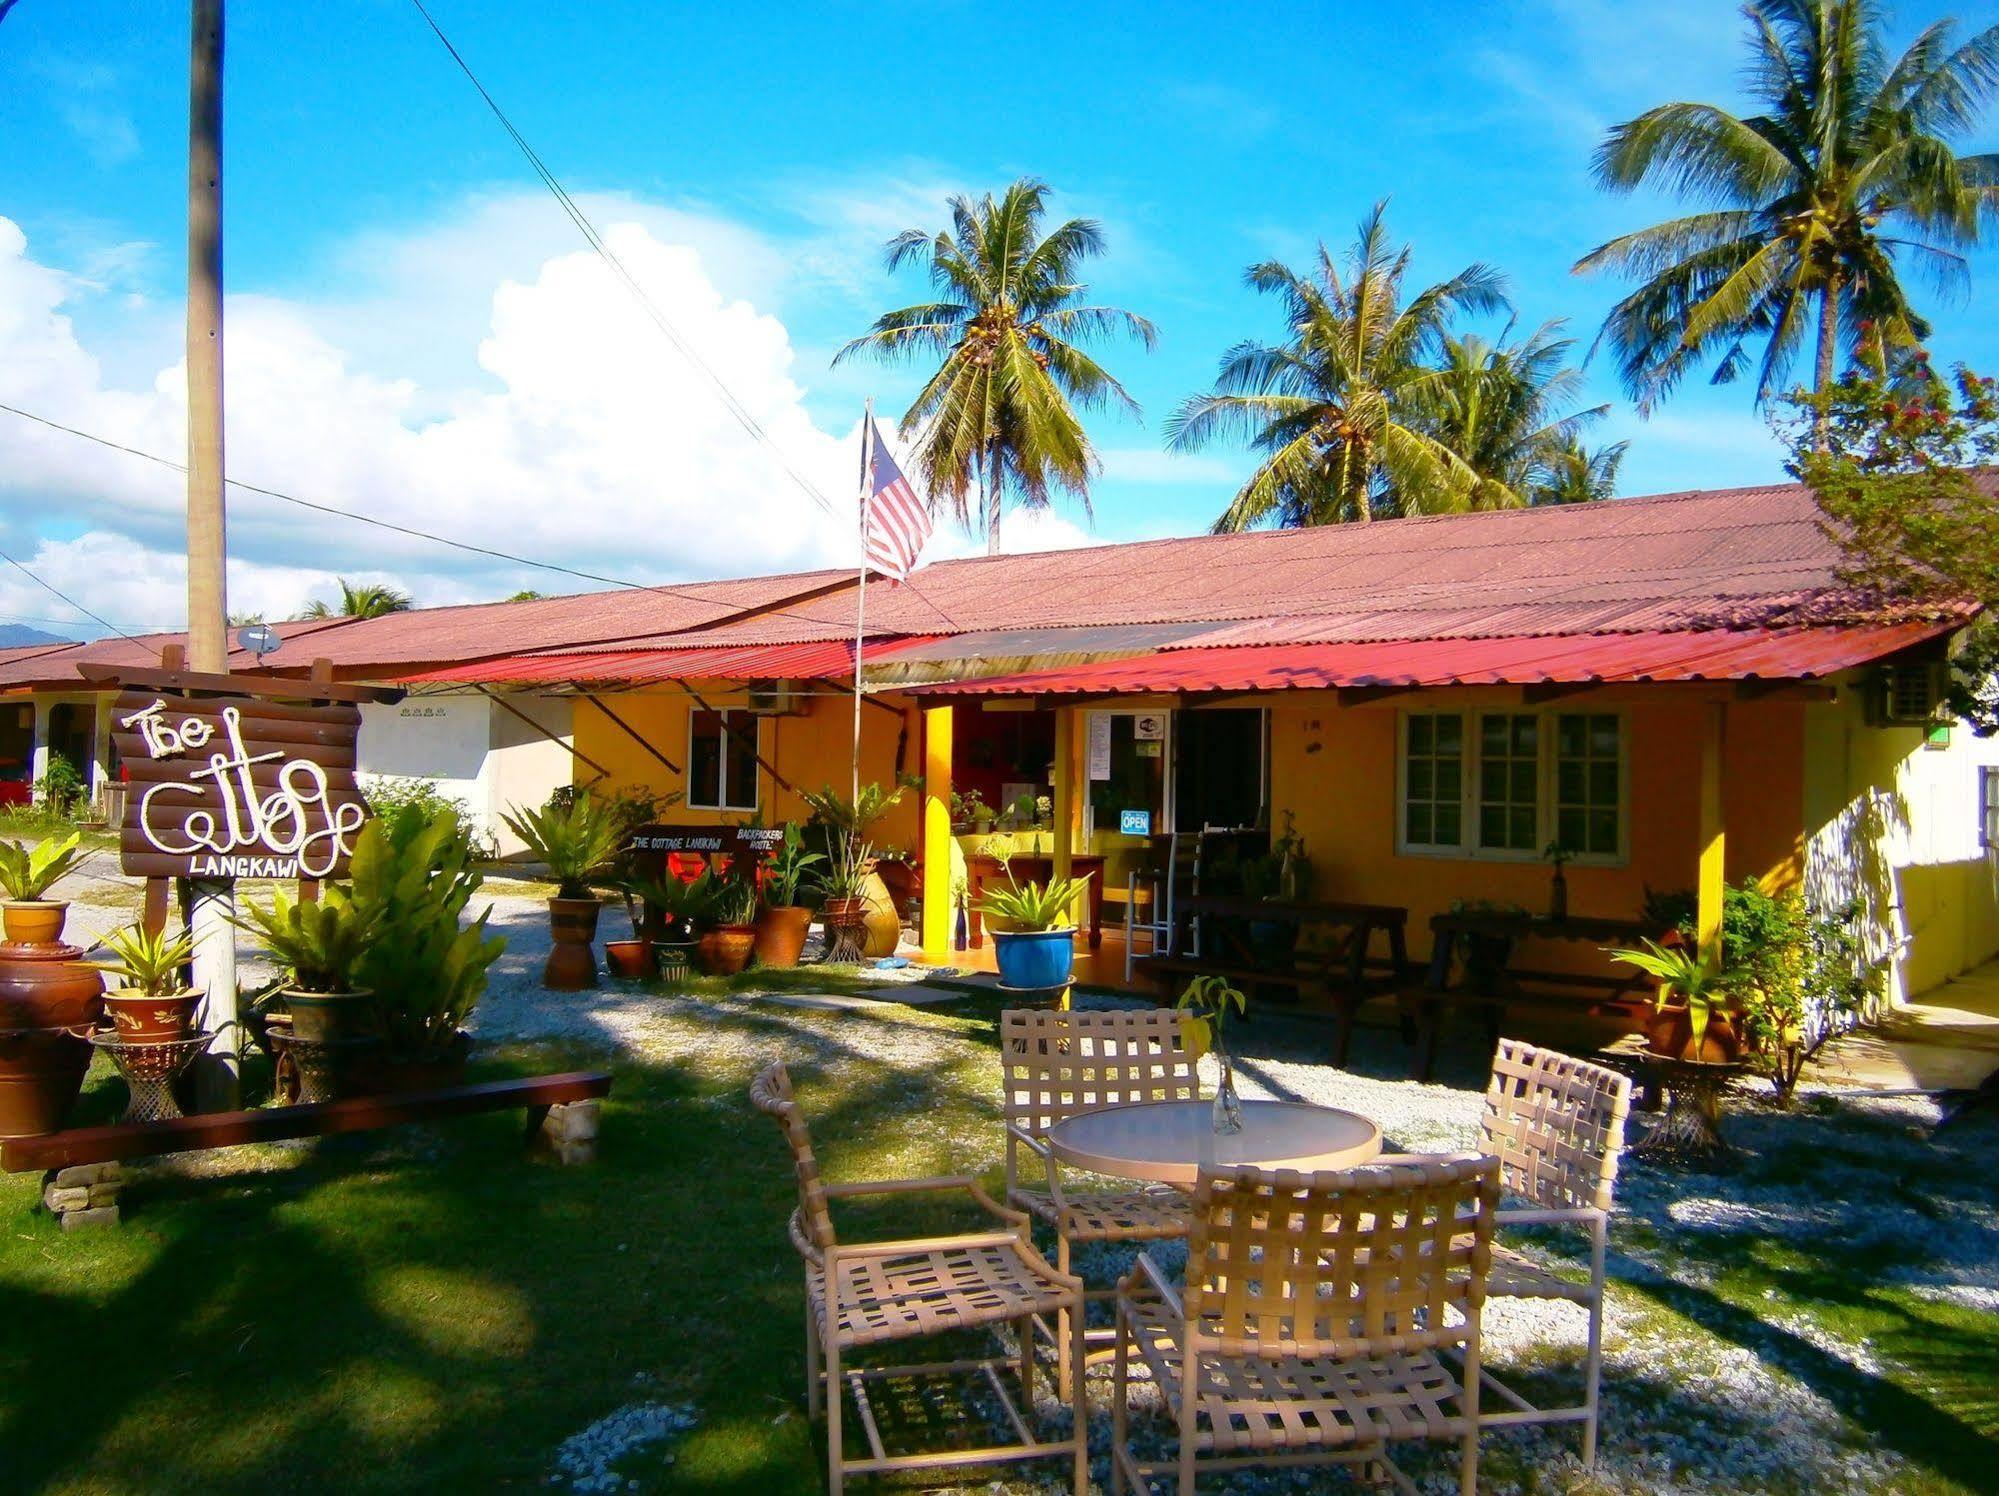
[110,689,370,880]
[624,823,784,879]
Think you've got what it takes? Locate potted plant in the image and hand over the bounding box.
[1177,973,1249,1135]
[949,788,988,834]
[603,875,658,980]
[696,872,759,976]
[753,825,823,969]
[0,831,101,1138]
[1609,939,1743,1062]
[348,812,506,1092]
[634,869,714,976]
[975,871,1091,990]
[89,922,202,1043]
[0,831,87,946]
[802,781,909,959]
[816,837,875,964]
[233,886,383,1044]
[1543,841,1576,921]
[502,791,624,991]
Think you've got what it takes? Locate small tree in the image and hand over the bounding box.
[1780,352,1999,731]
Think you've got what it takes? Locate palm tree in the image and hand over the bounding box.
[1410,320,1610,509]
[1167,202,1507,528]
[1575,0,1999,413]
[835,178,1155,554]
[300,580,414,620]
[1533,436,1629,504]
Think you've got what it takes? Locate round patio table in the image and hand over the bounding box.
[1045,1099,1381,1187]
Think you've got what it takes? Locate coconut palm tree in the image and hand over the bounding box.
[1408,320,1610,509]
[300,580,414,620]
[835,178,1155,554]
[1167,202,1508,528]
[1574,0,1999,413]
[1533,436,1629,505]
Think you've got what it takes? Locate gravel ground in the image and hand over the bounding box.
[47,866,1998,1494]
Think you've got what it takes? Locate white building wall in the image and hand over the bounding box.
[1804,678,1999,1005]
[356,690,573,858]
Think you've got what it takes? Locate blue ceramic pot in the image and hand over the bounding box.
[993,927,1077,989]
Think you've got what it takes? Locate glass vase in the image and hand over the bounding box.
[1211,1045,1244,1136]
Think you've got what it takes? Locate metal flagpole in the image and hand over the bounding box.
[851,402,874,808]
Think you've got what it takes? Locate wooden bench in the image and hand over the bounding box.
[1406,914,1658,1081]
[1136,897,1412,1064]
[5,1070,612,1228]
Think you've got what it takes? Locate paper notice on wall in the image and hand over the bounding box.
[1087,713,1113,780]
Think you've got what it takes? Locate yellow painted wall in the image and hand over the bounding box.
[1803,677,1999,1003]
[570,684,924,854]
[1267,691,1807,972]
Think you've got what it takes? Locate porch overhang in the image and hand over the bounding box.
[394,635,941,687]
[902,622,1961,698]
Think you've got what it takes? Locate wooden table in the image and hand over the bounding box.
[1045,1099,1381,1186]
[967,853,1108,950]
[1409,910,1663,1080]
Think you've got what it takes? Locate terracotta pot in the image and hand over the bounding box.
[545,897,602,991]
[283,988,375,1044]
[873,859,919,919]
[102,988,203,1044]
[0,936,103,1032]
[752,905,811,969]
[1,900,68,947]
[0,1027,91,1137]
[695,925,756,976]
[603,938,656,980]
[1645,1003,1743,1063]
[360,1030,473,1095]
[859,870,902,959]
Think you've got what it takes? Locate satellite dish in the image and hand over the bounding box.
[238,623,282,659]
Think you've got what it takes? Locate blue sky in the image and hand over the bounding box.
[2,0,1997,634]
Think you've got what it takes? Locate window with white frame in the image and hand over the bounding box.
[1981,766,1999,850]
[688,708,760,813]
[1399,708,1627,860]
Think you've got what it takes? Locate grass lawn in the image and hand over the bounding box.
[1,984,1995,1494]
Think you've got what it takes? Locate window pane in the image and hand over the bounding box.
[1557,715,1584,756]
[1475,712,1539,851]
[1512,716,1539,755]
[1481,715,1508,754]
[1407,804,1432,844]
[1557,761,1584,802]
[1589,808,1617,852]
[1557,808,1585,849]
[723,712,759,812]
[1408,760,1433,799]
[1510,760,1537,802]
[689,711,723,808]
[1589,760,1619,802]
[1402,713,1463,850]
[1509,807,1535,848]
[1480,805,1506,847]
[1437,760,1460,799]
[1408,715,1432,753]
[1435,804,1462,845]
[1436,715,1462,753]
[1590,715,1618,754]
[1554,712,1622,858]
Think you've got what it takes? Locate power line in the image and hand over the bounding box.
[406,0,839,520]
[0,540,148,644]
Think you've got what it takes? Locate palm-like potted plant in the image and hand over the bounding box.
[815,837,875,965]
[802,781,908,959]
[233,888,383,1045]
[348,811,505,1091]
[0,832,88,946]
[753,825,824,969]
[1609,939,1742,1062]
[604,875,658,980]
[502,791,624,991]
[975,871,1092,991]
[696,872,760,976]
[89,922,201,1043]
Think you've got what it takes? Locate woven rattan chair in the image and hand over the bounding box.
[1475,1037,1634,1466]
[750,1061,1088,1496]
[1002,1006,1200,1385]
[1112,1157,1501,1495]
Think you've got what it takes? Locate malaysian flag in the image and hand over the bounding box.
[860,418,931,581]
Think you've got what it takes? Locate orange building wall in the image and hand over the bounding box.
[1267,692,1806,969]
[570,684,924,853]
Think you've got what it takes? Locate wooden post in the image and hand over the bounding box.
[1697,700,1726,967]
[1051,708,1077,925]
[185,0,237,1110]
[921,705,953,959]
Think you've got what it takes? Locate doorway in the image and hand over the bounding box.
[1173,709,1266,832]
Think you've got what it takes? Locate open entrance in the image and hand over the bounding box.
[1174,708,1267,832]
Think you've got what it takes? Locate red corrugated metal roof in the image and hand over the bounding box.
[907,623,1956,696]
[399,635,940,685]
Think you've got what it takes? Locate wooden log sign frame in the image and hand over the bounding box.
[89,653,403,887]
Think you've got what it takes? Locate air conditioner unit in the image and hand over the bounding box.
[1870,663,1947,726]
[746,679,810,717]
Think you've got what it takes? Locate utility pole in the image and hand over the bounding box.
[186,0,237,1109]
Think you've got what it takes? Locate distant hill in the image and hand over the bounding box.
[0,625,73,648]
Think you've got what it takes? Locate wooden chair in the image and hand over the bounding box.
[1002,1007,1199,1386]
[1112,1157,1501,1496]
[750,1061,1088,1496]
[1475,1038,1634,1466]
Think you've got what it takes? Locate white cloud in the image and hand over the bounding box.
[1098,446,1243,486]
[0,210,947,633]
